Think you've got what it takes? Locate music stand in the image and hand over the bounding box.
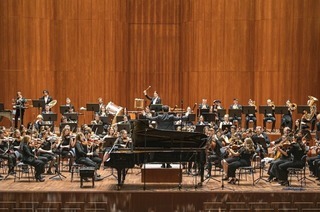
[259,106,273,115]
[89,124,104,135]
[117,123,130,133]
[217,109,226,120]
[60,105,70,114]
[42,113,57,122]
[274,106,288,115]
[195,125,210,133]
[242,106,256,115]
[202,113,215,122]
[199,109,210,116]
[86,103,99,112]
[0,103,4,111]
[100,115,113,125]
[63,113,79,122]
[228,109,242,118]
[32,99,45,114]
[150,104,163,112]
[103,137,117,179]
[59,123,78,133]
[188,113,196,122]
[297,105,311,114]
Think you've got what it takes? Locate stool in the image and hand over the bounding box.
[14,162,34,182]
[79,167,95,188]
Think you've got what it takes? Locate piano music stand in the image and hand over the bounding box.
[297,105,310,114]
[242,106,256,115]
[60,105,70,114]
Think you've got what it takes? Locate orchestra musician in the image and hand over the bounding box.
[212,100,223,123]
[196,115,208,126]
[20,135,46,182]
[91,113,103,125]
[13,91,27,129]
[34,115,44,132]
[281,100,295,130]
[221,138,256,184]
[271,136,306,186]
[42,104,54,130]
[40,90,53,111]
[219,114,232,129]
[263,99,276,132]
[252,126,271,148]
[98,105,108,117]
[65,98,75,112]
[60,126,76,172]
[245,99,257,130]
[98,97,104,112]
[84,131,102,170]
[229,98,242,127]
[38,131,58,175]
[74,132,102,181]
[302,96,318,132]
[206,128,224,178]
[0,130,17,175]
[143,90,161,106]
[199,99,209,109]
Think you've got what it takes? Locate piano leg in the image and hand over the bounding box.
[199,164,204,186]
[116,168,123,189]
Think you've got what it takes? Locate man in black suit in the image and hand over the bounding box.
[13,91,27,129]
[40,90,53,111]
[143,105,189,168]
[143,90,161,106]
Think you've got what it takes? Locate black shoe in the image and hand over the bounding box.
[161,164,166,168]
[36,177,45,182]
[166,164,172,168]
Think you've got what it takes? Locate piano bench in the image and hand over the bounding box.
[79,167,95,188]
[141,168,182,183]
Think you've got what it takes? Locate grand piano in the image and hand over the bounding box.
[105,120,207,188]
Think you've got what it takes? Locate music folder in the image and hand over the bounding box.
[228,109,242,118]
[202,113,215,122]
[63,112,79,122]
[100,115,113,125]
[188,113,196,122]
[117,123,130,133]
[252,136,267,150]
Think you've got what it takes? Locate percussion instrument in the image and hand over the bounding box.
[106,102,123,124]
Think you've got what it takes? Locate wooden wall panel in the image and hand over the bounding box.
[0,0,319,128]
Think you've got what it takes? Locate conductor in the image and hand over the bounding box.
[143,88,161,106]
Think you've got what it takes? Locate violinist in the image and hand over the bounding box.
[38,131,58,175]
[91,113,103,125]
[221,138,256,184]
[0,130,17,175]
[114,129,133,149]
[60,126,76,172]
[20,135,46,182]
[206,128,223,178]
[273,136,306,186]
[74,132,102,180]
[84,131,102,169]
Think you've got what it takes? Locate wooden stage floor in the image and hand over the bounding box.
[1,164,320,211]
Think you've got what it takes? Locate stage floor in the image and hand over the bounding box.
[1,164,320,211]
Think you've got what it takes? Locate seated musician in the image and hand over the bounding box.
[34,115,44,132]
[199,99,209,109]
[212,100,223,123]
[245,99,257,130]
[206,128,223,178]
[221,138,256,184]
[38,131,57,175]
[60,126,76,172]
[263,99,276,132]
[42,104,54,130]
[196,115,208,126]
[252,126,271,148]
[12,129,23,160]
[219,114,232,129]
[20,135,46,182]
[229,98,242,127]
[65,98,75,112]
[281,100,294,130]
[0,130,17,175]
[91,113,103,125]
[74,132,101,180]
[272,136,306,186]
[98,105,107,117]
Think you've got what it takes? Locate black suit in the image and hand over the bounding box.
[40,95,53,111]
[20,142,45,179]
[147,113,187,130]
[145,95,161,106]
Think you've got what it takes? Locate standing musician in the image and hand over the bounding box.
[263,99,276,132]
[13,91,27,129]
[98,97,104,112]
[221,138,256,184]
[20,135,46,182]
[40,90,53,111]
[74,132,102,180]
[143,90,161,106]
[199,99,209,109]
[245,99,257,130]
[0,130,17,175]
[281,100,296,130]
[229,98,242,127]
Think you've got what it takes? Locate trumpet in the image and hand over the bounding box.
[287,102,297,111]
[248,99,257,110]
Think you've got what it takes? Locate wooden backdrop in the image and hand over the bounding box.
[0,0,319,127]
